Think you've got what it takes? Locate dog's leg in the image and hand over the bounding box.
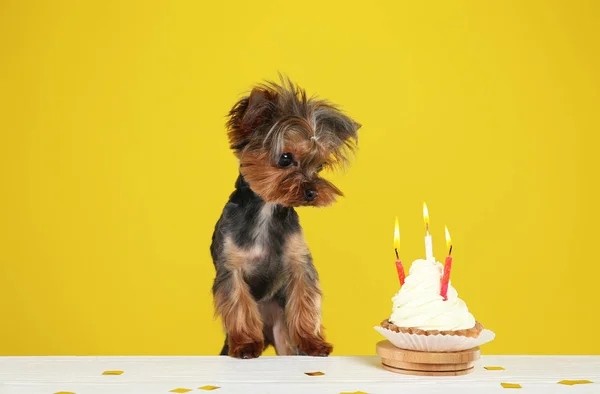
[219,335,229,356]
[260,299,294,355]
[272,313,294,355]
[213,241,264,359]
[213,269,264,358]
[283,232,333,357]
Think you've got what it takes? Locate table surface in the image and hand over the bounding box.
[0,355,598,394]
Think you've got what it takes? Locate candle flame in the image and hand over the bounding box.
[423,202,429,232]
[394,217,400,251]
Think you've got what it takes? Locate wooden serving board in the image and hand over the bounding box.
[376,340,480,376]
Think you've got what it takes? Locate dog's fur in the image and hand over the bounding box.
[210,76,360,358]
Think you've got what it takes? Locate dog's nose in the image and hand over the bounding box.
[304,188,318,202]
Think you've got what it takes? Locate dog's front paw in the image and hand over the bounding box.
[298,339,333,357]
[229,340,264,359]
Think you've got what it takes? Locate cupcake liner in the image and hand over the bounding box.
[381,319,484,337]
[374,325,495,352]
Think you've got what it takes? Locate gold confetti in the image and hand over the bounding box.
[170,389,192,393]
[54,392,75,394]
[305,371,325,376]
[102,370,123,375]
[340,392,368,394]
[484,366,505,370]
[558,380,593,386]
[199,386,220,391]
[501,383,521,389]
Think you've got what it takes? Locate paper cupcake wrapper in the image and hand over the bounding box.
[374,325,495,352]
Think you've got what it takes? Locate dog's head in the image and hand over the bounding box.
[226,77,361,207]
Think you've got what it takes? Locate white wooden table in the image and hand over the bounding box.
[0,356,598,393]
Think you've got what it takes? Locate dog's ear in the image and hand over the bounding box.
[315,103,361,144]
[313,105,361,170]
[227,88,277,152]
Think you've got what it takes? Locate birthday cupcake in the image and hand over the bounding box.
[375,258,494,352]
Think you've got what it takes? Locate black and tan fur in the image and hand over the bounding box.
[211,76,360,358]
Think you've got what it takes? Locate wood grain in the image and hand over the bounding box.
[1,355,598,393]
[376,340,480,376]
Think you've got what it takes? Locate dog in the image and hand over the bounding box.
[210,76,361,358]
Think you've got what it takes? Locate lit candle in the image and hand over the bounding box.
[440,226,453,301]
[423,203,433,260]
[394,217,405,286]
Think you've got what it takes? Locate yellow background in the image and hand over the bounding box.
[1,0,599,355]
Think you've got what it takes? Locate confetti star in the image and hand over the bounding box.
[501,383,521,389]
[558,380,593,385]
[102,370,123,375]
[170,389,192,393]
[305,371,325,376]
[199,386,220,391]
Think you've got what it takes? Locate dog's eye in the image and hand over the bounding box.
[316,163,324,172]
[278,152,294,168]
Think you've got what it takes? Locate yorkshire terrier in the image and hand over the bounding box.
[210,76,361,358]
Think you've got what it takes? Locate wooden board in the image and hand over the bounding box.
[1,355,600,393]
[381,363,475,376]
[376,340,480,376]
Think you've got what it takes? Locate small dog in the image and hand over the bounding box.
[210,76,360,358]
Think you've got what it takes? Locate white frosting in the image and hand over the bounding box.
[389,258,476,331]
